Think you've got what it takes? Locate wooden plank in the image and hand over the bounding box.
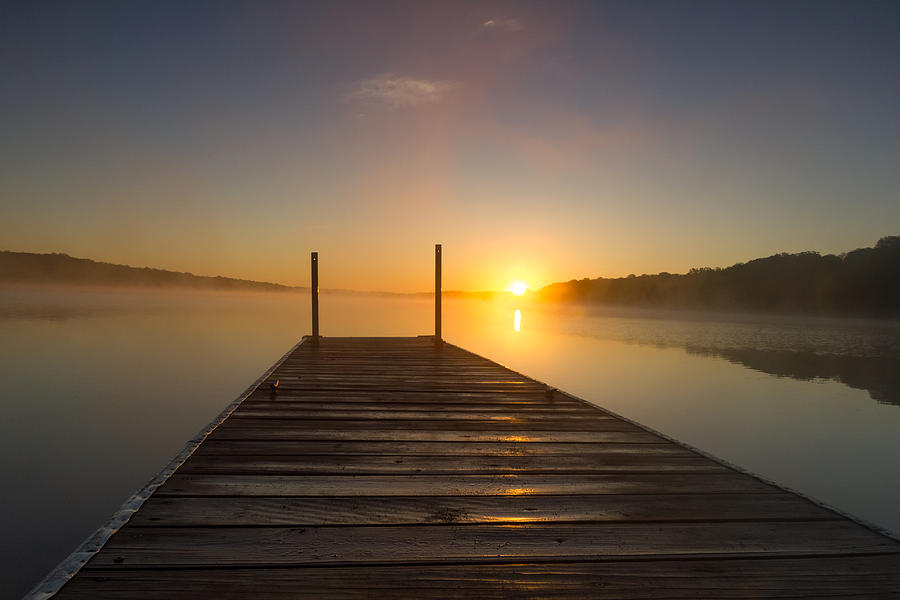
[236,402,593,413]
[215,418,640,431]
[268,376,536,383]
[227,409,618,421]
[262,385,550,393]
[191,440,696,457]
[203,428,696,443]
[177,454,729,475]
[129,493,837,527]
[156,473,778,497]
[270,369,532,376]
[88,522,900,568]
[54,556,900,599]
[267,376,537,384]
[241,392,583,406]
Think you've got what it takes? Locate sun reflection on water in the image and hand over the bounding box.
[514,309,521,332]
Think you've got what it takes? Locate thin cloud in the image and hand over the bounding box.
[481,18,524,33]
[345,74,456,109]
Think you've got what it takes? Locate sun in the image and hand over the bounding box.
[507,280,529,296]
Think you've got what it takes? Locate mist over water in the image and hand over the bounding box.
[2,286,900,597]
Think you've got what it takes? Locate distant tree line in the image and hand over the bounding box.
[536,235,900,316]
[0,251,501,297]
[0,251,297,292]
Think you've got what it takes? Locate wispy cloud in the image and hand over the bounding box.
[345,74,456,109]
[481,18,524,33]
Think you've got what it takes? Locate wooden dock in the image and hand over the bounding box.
[50,337,900,598]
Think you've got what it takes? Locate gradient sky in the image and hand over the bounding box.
[2,0,899,291]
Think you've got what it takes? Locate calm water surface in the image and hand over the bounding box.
[2,286,900,597]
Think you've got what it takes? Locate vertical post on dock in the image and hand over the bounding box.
[311,251,319,345]
[435,244,442,342]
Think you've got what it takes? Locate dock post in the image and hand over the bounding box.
[311,251,319,345]
[435,244,442,342]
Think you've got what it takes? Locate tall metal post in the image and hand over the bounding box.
[311,251,319,345]
[435,244,442,342]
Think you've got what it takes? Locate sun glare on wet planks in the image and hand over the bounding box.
[55,337,900,598]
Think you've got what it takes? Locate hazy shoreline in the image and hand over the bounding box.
[0,251,504,299]
[535,235,900,319]
[5,234,899,318]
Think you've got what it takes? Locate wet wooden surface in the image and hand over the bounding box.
[56,337,900,598]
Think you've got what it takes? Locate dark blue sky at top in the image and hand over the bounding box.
[4,1,898,157]
[1,0,899,288]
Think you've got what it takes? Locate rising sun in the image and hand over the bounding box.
[507,281,529,296]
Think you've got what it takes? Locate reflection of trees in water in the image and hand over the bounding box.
[685,346,900,406]
[561,308,900,407]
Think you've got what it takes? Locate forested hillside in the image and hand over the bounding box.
[537,236,900,316]
[0,251,296,292]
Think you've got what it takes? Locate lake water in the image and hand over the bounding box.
[2,285,900,597]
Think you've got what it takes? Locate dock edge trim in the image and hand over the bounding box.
[23,337,309,600]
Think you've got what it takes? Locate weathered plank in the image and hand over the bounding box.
[191,440,696,456]
[89,522,900,568]
[242,392,584,406]
[55,556,900,599]
[129,493,836,527]
[238,402,591,413]
[215,418,641,431]
[229,409,616,421]
[204,429,664,442]
[156,473,778,497]
[177,454,729,475]
[234,405,595,416]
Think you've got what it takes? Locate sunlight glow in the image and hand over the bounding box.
[503,488,533,496]
[507,281,529,296]
[514,309,521,332]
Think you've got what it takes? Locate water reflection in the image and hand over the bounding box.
[514,309,521,332]
[542,305,900,407]
[684,345,900,406]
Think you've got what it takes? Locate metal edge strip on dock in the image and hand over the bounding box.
[23,337,309,600]
[440,339,900,544]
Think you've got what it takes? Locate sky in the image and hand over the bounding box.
[1,0,899,292]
